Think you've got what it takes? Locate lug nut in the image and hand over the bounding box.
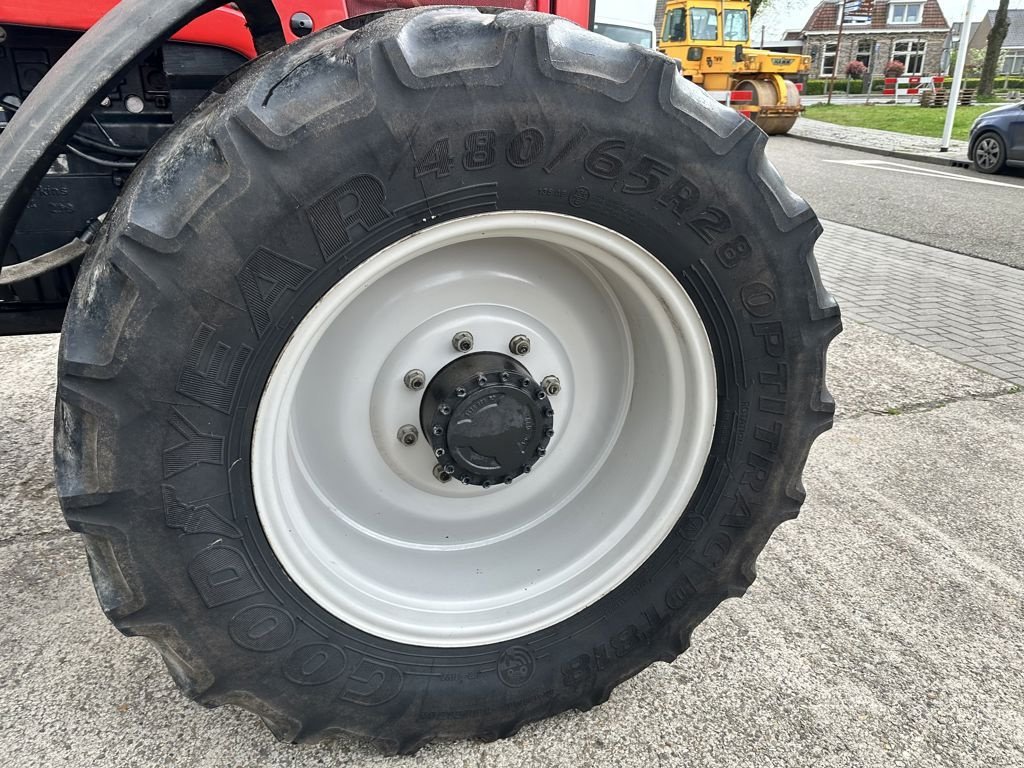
[433,465,452,484]
[500,372,510,382]
[432,426,443,437]
[404,369,426,391]
[439,404,451,416]
[510,335,531,356]
[435,448,446,458]
[444,464,456,475]
[397,425,419,446]
[452,331,474,353]
[542,376,562,396]
[537,448,547,457]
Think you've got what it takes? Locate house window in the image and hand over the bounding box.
[888,3,923,24]
[856,39,873,70]
[820,42,838,76]
[1002,48,1024,75]
[892,39,926,74]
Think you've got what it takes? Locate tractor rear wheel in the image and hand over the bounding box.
[55,7,840,753]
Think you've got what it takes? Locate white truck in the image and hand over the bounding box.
[593,0,658,48]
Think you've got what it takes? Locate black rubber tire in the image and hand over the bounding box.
[55,8,841,753]
[971,131,1007,175]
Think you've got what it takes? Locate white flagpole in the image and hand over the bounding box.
[941,0,974,152]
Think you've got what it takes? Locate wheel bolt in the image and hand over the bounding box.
[500,372,510,382]
[452,331,474,353]
[545,428,555,438]
[398,425,419,446]
[536,391,547,401]
[476,375,488,387]
[444,464,456,475]
[433,465,452,484]
[455,387,467,398]
[542,376,561,396]
[432,426,443,437]
[404,369,426,391]
[510,335,531,356]
[537,448,547,457]
[439,404,451,416]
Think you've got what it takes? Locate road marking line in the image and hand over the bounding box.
[822,158,1024,189]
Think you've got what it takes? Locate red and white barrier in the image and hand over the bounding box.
[706,89,754,106]
[706,89,754,118]
[883,76,945,102]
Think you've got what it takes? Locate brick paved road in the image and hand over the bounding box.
[817,221,1024,386]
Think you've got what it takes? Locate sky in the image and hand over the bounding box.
[754,0,1024,42]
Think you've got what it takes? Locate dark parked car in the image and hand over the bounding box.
[969,101,1024,174]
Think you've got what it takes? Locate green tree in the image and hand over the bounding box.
[977,0,1011,97]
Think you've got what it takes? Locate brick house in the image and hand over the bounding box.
[796,0,950,78]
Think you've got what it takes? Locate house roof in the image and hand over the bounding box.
[800,0,949,33]
[967,9,1024,50]
[998,9,1024,48]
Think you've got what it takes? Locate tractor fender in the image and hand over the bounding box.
[0,0,285,272]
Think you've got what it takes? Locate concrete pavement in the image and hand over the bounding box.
[2,231,1023,767]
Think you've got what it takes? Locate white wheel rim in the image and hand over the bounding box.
[253,211,717,647]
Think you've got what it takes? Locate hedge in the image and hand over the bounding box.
[800,76,1024,96]
[802,78,865,95]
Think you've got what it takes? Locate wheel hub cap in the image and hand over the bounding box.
[421,352,554,487]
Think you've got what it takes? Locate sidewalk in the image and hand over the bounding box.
[789,117,971,167]
[817,220,1024,386]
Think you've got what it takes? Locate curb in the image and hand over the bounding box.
[786,132,972,169]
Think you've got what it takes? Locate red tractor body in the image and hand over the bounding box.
[1,1,594,57]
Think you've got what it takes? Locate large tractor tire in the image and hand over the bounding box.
[55,8,840,753]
